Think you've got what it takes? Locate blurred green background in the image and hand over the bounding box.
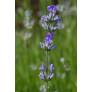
[15,0,77,92]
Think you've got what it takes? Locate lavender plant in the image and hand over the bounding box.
[39,5,64,92]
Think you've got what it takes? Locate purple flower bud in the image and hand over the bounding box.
[40,64,45,71]
[54,15,61,22]
[50,64,54,72]
[39,72,45,80]
[44,32,54,47]
[47,5,57,12]
[41,15,47,22]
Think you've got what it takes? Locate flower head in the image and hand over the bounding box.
[39,63,55,80]
[40,12,63,31]
[39,32,57,50]
[44,32,54,47]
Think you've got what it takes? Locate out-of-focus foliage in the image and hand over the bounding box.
[15,0,77,92]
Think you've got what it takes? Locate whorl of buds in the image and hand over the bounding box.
[39,64,54,80]
[40,5,64,31]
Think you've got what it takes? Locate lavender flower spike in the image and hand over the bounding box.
[50,64,54,73]
[47,5,57,12]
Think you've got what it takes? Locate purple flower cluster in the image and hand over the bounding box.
[40,5,64,31]
[44,32,54,46]
[40,32,56,50]
[39,64,54,80]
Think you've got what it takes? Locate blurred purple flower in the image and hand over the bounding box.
[40,6,64,31]
[39,72,45,80]
[50,64,54,72]
[41,15,47,22]
[54,15,61,22]
[47,5,57,12]
[44,32,54,47]
[40,64,45,71]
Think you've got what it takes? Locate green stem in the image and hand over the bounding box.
[45,49,49,92]
[46,0,48,14]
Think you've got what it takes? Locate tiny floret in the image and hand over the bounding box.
[40,64,45,71]
[47,5,57,12]
[47,73,54,79]
[50,64,54,73]
[39,72,45,80]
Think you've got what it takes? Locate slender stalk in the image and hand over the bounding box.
[46,1,47,15]
[45,49,49,92]
[45,0,49,87]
